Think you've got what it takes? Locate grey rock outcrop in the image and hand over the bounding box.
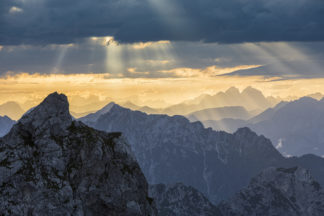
[0,92,157,216]
[219,167,324,216]
[150,183,222,216]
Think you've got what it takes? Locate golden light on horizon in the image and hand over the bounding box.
[1,71,324,113]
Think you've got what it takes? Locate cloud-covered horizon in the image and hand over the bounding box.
[1,0,324,45]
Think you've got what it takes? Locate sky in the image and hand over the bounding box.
[0,0,324,110]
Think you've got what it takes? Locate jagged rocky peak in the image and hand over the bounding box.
[79,101,122,124]
[97,101,116,114]
[234,127,256,137]
[18,92,72,137]
[0,92,157,215]
[233,127,278,155]
[150,183,222,216]
[219,166,324,216]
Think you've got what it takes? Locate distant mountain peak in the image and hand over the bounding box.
[98,101,116,113]
[242,86,262,95]
[0,100,25,120]
[293,96,317,104]
[234,127,256,136]
[102,101,116,108]
[79,101,122,123]
[225,87,240,95]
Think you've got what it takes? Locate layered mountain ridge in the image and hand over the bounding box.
[80,102,324,204]
[204,96,324,156]
[120,86,279,116]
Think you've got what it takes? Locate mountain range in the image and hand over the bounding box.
[1,92,324,215]
[204,97,324,156]
[80,102,324,204]
[121,86,280,116]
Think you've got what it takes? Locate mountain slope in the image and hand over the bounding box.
[80,103,324,204]
[219,167,324,216]
[150,183,222,216]
[0,116,15,137]
[0,93,157,215]
[79,102,116,123]
[0,101,25,120]
[249,97,324,156]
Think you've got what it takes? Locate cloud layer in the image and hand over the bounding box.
[0,39,323,80]
[1,0,324,45]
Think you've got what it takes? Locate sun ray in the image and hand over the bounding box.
[51,45,70,74]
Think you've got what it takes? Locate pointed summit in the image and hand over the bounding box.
[97,102,116,115]
[225,87,240,96]
[18,92,72,136]
[0,93,157,215]
[241,86,262,95]
[79,101,118,123]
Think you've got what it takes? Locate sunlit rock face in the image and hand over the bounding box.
[81,103,324,205]
[219,167,324,216]
[0,92,157,216]
[149,183,222,216]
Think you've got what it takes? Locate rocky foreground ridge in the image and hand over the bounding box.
[0,92,157,215]
[150,183,222,216]
[219,167,324,216]
[150,167,324,216]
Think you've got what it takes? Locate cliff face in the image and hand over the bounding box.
[80,105,290,203]
[81,103,324,204]
[219,167,324,216]
[149,183,222,216]
[0,92,157,216]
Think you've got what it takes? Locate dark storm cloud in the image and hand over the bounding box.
[0,0,324,45]
[223,62,324,80]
